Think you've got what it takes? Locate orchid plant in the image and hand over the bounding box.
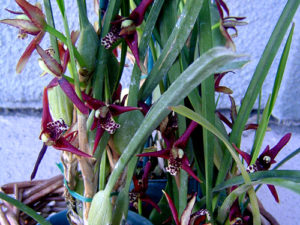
[1,0,300,225]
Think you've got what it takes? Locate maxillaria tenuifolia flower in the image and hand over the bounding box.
[0,0,47,73]
[36,45,89,115]
[217,96,258,131]
[215,0,247,50]
[129,161,160,213]
[163,191,211,225]
[233,133,292,202]
[138,121,202,183]
[82,92,140,154]
[30,88,91,180]
[101,0,154,68]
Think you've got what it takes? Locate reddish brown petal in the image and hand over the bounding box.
[36,44,63,77]
[5,8,24,15]
[229,95,237,122]
[137,149,171,159]
[124,32,140,68]
[112,84,122,103]
[269,133,291,159]
[244,123,259,130]
[142,161,152,187]
[30,143,48,180]
[267,184,279,203]
[58,77,89,114]
[232,143,251,165]
[0,19,40,35]
[16,0,46,30]
[216,111,233,129]
[41,87,53,133]
[215,86,233,94]
[16,31,44,73]
[53,137,91,157]
[174,121,198,149]
[92,127,105,154]
[181,159,202,183]
[129,0,153,26]
[81,92,106,110]
[109,104,140,116]
[162,190,180,225]
[142,196,161,213]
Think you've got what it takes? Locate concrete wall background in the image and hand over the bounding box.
[0,1,299,120]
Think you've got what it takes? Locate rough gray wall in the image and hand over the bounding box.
[0,1,299,119]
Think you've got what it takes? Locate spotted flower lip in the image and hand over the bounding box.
[130,161,161,213]
[30,87,91,180]
[233,133,292,202]
[137,121,202,183]
[0,0,46,73]
[36,45,89,115]
[101,0,154,68]
[163,191,210,225]
[82,92,141,154]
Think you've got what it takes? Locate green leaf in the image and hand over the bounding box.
[230,0,299,146]
[274,148,300,170]
[213,170,300,192]
[127,0,165,106]
[55,0,65,16]
[88,190,112,225]
[0,192,51,225]
[138,0,204,101]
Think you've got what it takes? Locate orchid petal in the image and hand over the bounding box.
[216,111,233,129]
[232,144,251,165]
[53,137,91,157]
[162,190,180,225]
[36,45,63,77]
[16,31,44,73]
[215,86,233,94]
[0,19,40,35]
[181,159,202,183]
[58,77,89,114]
[142,197,161,213]
[269,133,291,159]
[142,161,152,188]
[229,95,237,122]
[109,104,140,116]
[93,127,105,154]
[82,92,106,110]
[180,194,196,225]
[267,184,279,203]
[5,8,24,15]
[174,121,198,149]
[137,149,170,159]
[129,0,153,26]
[30,143,48,180]
[244,123,259,130]
[112,84,122,103]
[41,87,53,132]
[124,32,140,68]
[15,0,46,30]
[91,118,99,131]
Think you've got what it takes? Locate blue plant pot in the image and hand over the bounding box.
[43,210,153,225]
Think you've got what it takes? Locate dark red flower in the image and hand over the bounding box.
[129,161,160,213]
[163,191,210,225]
[36,45,89,115]
[101,0,154,68]
[217,96,258,131]
[233,133,292,202]
[82,92,140,154]
[137,121,202,183]
[31,87,91,180]
[215,0,246,50]
[0,0,47,73]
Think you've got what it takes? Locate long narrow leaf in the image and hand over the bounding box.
[0,192,51,225]
[213,170,300,192]
[138,0,204,101]
[230,0,299,146]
